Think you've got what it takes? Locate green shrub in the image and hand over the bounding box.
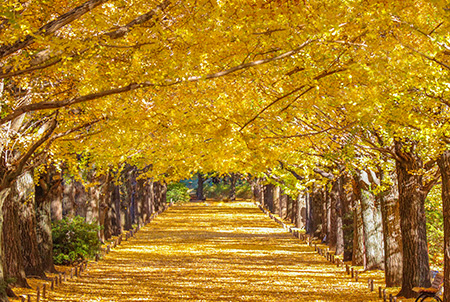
[52,216,101,265]
[167,182,191,203]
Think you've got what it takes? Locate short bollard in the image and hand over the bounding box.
[351,267,354,278]
[36,285,40,302]
[51,278,54,290]
[355,270,359,282]
[379,287,382,298]
[42,283,46,298]
[368,279,374,291]
[346,264,350,274]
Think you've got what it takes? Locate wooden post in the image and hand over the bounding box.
[379,287,382,298]
[36,285,40,302]
[314,243,317,251]
[351,267,354,278]
[54,276,58,287]
[346,264,350,274]
[59,273,62,284]
[368,279,374,291]
[383,288,386,301]
[63,271,67,282]
[355,270,358,282]
[75,266,78,277]
[51,278,54,290]
[43,284,46,298]
[70,268,74,279]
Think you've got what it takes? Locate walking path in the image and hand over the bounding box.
[43,201,383,301]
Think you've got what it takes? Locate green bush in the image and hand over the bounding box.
[167,182,191,203]
[52,216,101,265]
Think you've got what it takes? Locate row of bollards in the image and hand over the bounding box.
[256,201,401,302]
[20,261,87,302]
[19,203,173,302]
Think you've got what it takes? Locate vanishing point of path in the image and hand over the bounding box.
[46,201,381,301]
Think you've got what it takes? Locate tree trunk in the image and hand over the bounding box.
[379,171,402,287]
[395,140,431,298]
[98,174,111,242]
[273,186,281,216]
[2,184,28,288]
[297,193,306,230]
[0,189,10,301]
[62,176,75,218]
[35,171,59,273]
[111,184,122,235]
[280,192,288,219]
[196,173,205,201]
[263,184,274,212]
[360,188,384,270]
[229,173,236,201]
[437,150,450,302]
[352,198,366,267]
[330,178,344,255]
[18,171,46,278]
[251,178,262,202]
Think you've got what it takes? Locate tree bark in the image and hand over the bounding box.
[0,189,11,301]
[437,150,450,302]
[196,173,205,201]
[18,171,46,278]
[395,140,431,298]
[35,170,59,273]
[352,197,366,267]
[229,173,237,201]
[330,178,344,255]
[379,171,402,287]
[2,184,28,287]
[359,186,384,270]
[273,186,281,216]
[263,184,274,212]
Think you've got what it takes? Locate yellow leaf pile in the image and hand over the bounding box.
[13,201,416,301]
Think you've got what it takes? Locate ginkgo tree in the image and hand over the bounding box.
[1,0,450,300]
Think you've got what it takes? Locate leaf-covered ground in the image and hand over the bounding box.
[14,201,415,301]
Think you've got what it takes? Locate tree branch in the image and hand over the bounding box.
[0,40,316,125]
[0,0,108,60]
[104,0,171,39]
[313,167,334,180]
